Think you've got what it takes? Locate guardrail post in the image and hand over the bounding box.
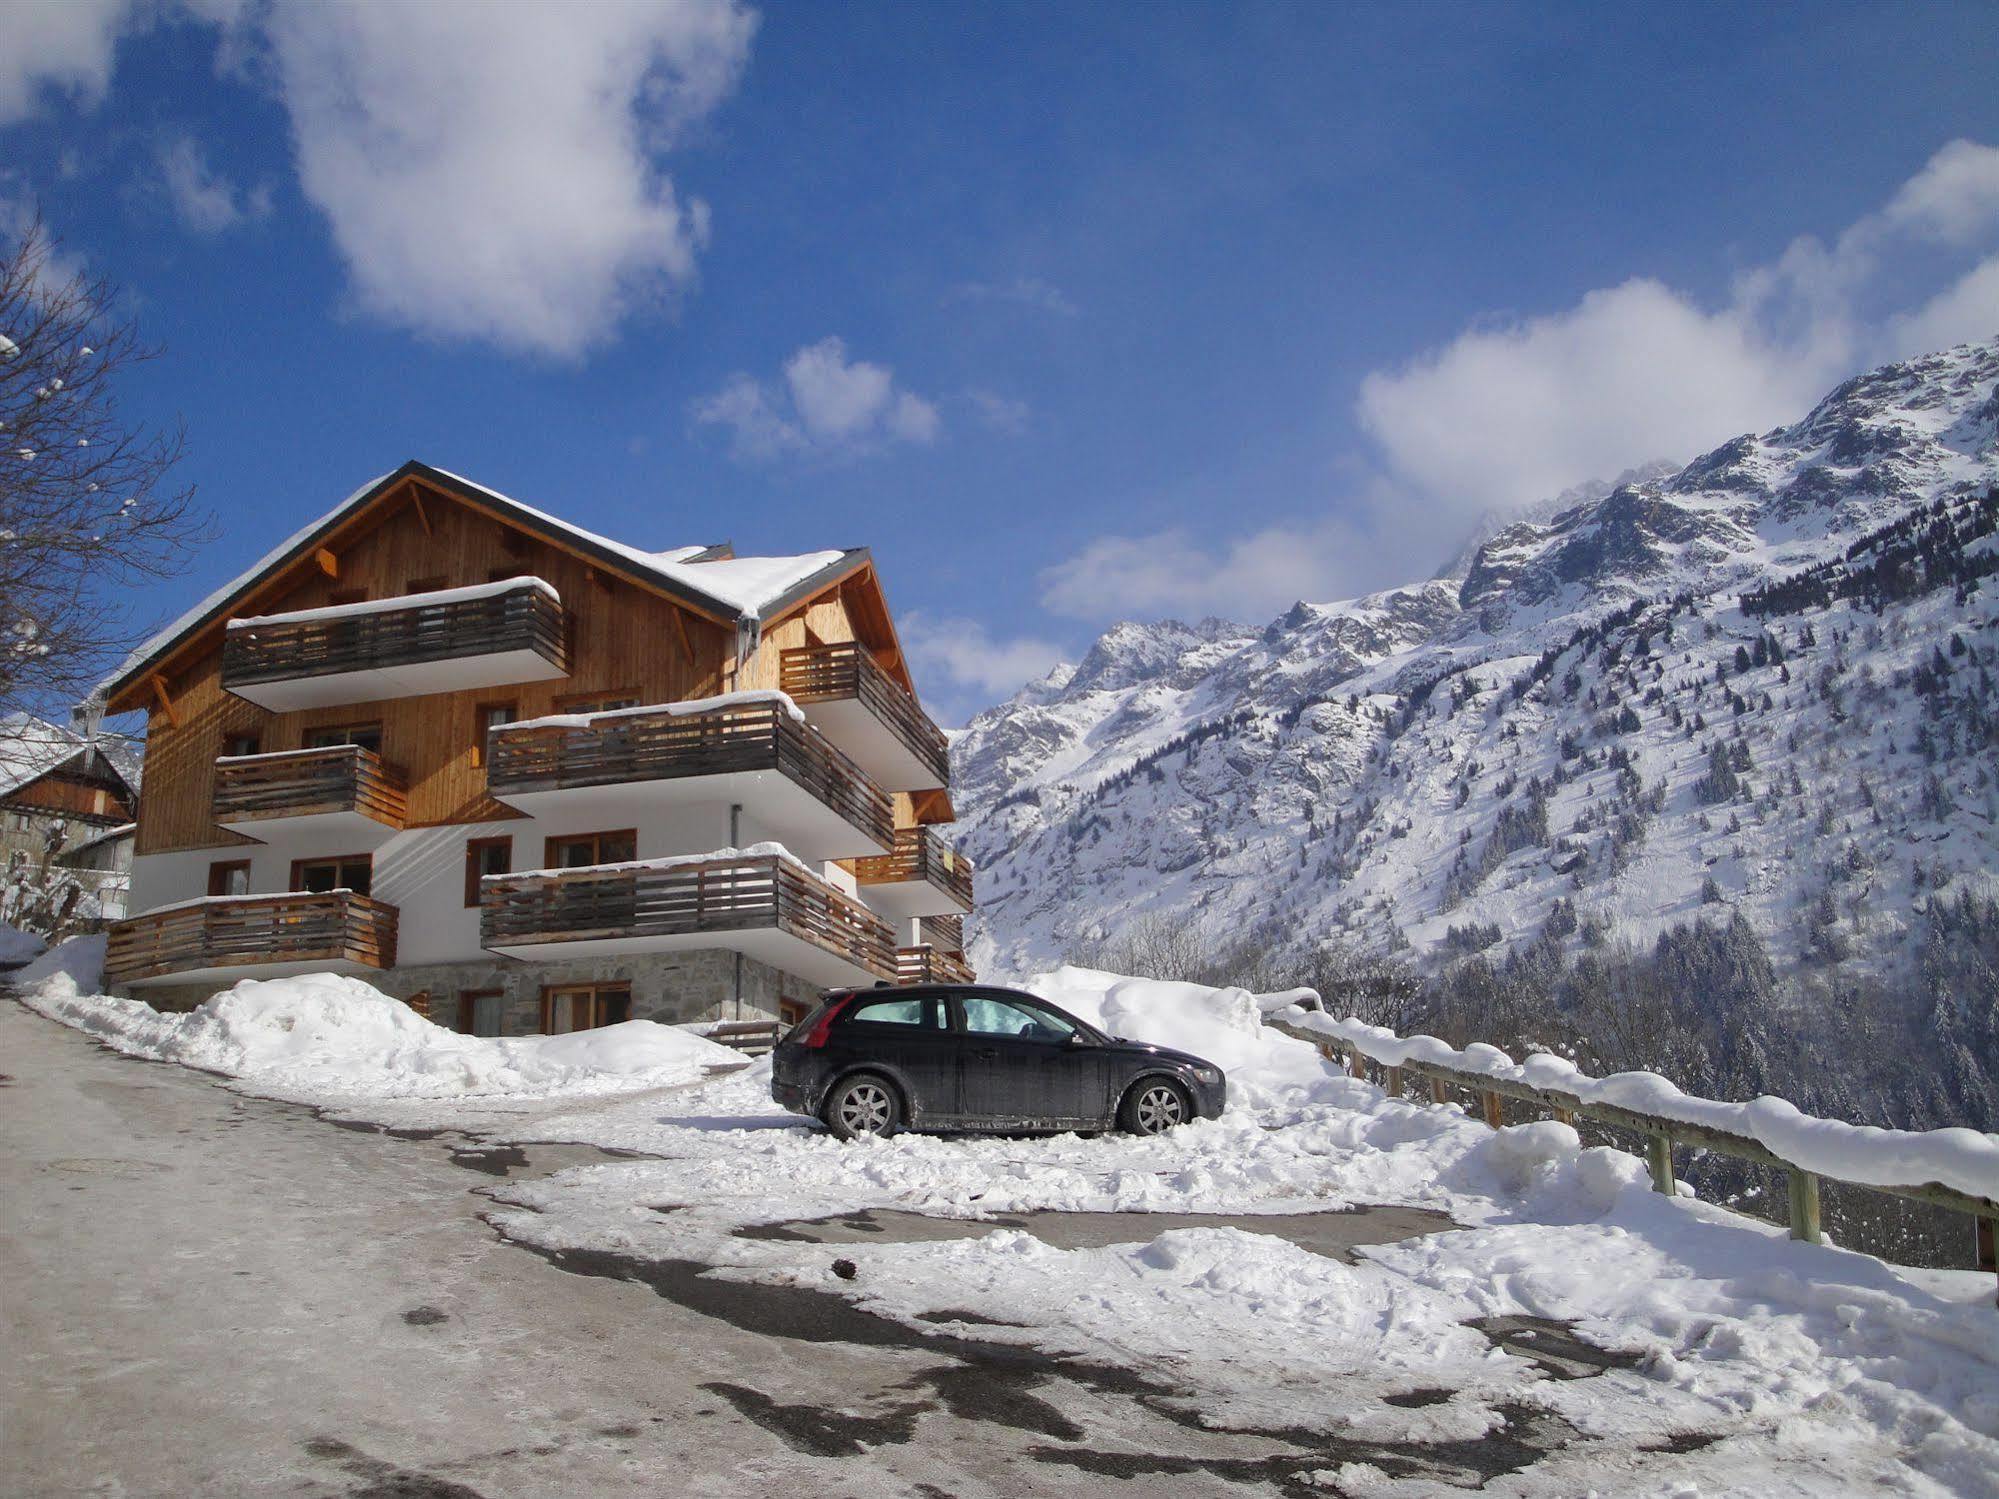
[1787,1170,1822,1244]
[1480,1090,1503,1130]
[1347,1048,1367,1082]
[1646,1134,1675,1195]
[1977,1216,1996,1306]
[1429,1077,1448,1106]
[1384,1065,1402,1099]
[1552,1104,1575,1126]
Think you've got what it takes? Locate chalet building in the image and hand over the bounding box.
[93,461,974,1034]
[0,714,142,920]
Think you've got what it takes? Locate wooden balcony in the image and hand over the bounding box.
[106,891,398,989]
[896,945,975,986]
[481,853,898,989]
[221,579,568,711]
[843,825,974,920]
[213,746,408,846]
[779,641,950,792]
[487,697,894,859]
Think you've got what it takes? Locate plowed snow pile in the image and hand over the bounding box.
[17,940,735,1101]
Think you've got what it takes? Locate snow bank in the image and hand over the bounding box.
[0,921,46,965]
[18,968,739,1102]
[1284,1008,1999,1204]
[1027,965,1341,1109]
[14,931,103,987]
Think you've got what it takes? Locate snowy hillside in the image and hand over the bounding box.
[954,339,1999,1072]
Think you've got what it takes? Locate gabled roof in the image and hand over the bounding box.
[0,714,140,803]
[93,461,876,708]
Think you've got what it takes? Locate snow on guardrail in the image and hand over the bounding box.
[1273,1005,1999,1207]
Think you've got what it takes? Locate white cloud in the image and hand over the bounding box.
[259,0,755,357]
[158,136,271,234]
[694,337,940,460]
[0,0,137,126]
[966,388,1030,434]
[1358,139,1999,518]
[900,610,1066,709]
[1038,513,1400,624]
[947,276,1078,317]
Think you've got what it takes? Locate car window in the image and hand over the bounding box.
[960,994,1078,1042]
[846,996,933,1027]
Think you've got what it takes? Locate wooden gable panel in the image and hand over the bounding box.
[134,485,733,855]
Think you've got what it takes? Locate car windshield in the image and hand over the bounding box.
[960,993,1079,1042]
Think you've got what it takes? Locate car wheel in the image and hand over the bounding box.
[824,1073,900,1141]
[1118,1078,1191,1136]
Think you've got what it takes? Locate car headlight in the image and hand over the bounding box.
[1189,1066,1219,1085]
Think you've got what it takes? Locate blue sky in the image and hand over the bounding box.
[5,1,1999,724]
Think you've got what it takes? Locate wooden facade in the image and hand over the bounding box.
[118,477,762,855]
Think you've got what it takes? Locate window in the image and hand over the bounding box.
[958,993,1078,1042]
[470,702,516,768]
[407,574,448,594]
[303,723,384,754]
[554,689,641,715]
[9,811,32,832]
[778,997,811,1028]
[221,731,262,758]
[541,984,631,1034]
[457,989,506,1037]
[291,855,373,897]
[464,836,511,907]
[846,996,934,1027]
[207,860,252,897]
[544,829,636,868]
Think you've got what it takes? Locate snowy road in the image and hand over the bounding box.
[0,1000,1473,1498]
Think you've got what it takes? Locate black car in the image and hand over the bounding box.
[770,984,1227,1140]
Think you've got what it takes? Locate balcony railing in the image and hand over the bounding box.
[845,826,974,912]
[919,913,965,953]
[106,890,399,987]
[487,697,894,852]
[221,579,568,709]
[212,746,408,833]
[779,641,950,790]
[896,945,975,985]
[481,853,898,984]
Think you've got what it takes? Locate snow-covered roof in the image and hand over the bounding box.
[93,461,868,706]
[69,820,136,853]
[0,714,86,800]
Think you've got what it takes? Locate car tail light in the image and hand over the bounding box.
[800,996,855,1049]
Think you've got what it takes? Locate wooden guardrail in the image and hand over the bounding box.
[1266,1010,1999,1297]
[487,699,895,852]
[223,580,567,689]
[106,890,399,986]
[480,852,898,983]
[846,826,975,911]
[213,745,409,830]
[779,641,951,788]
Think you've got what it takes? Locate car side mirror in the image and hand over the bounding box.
[1066,1031,1089,1047]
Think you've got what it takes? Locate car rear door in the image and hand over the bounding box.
[951,991,1109,1128]
[835,992,958,1124]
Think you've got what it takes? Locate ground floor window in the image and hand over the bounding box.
[541,983,631,1034]
[457,989,506,1037]
[778,997,810,1028]
[208,859,252,897]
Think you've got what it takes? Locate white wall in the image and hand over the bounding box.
[128,795,879,967]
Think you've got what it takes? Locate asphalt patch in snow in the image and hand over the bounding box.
[701,1380,929,1458]
[1467,1315,1645,1381]
[734,1202,1459,1262]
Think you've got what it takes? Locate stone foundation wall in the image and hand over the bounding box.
[129,948,819,1035]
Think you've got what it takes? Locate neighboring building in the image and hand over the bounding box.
[0,715,142,924]
[94,461,974,1032]
[59,821,137,921]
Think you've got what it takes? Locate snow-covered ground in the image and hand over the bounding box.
[16,939,739,1104]
[16,950,1999,1495]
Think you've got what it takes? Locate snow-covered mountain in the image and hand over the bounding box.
[954,339,1999,1001]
